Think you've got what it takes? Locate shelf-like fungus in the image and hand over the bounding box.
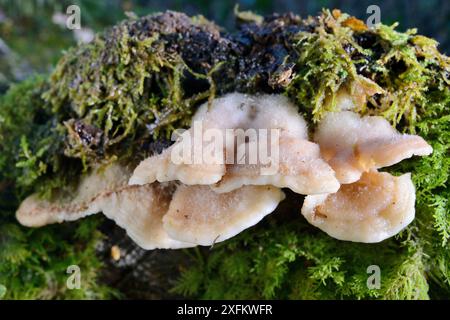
[131,93,340,194]
[301,171,416,243]
[16,163,131,227]
[163,185,285,246]
[15,93,434,248]
[15,154,286,249]
[99,184,195,250]
[128,144,226,186]
[211,134,340,194]
[314,111,433,184]
[300,110,433,242]
[16,164,193,249]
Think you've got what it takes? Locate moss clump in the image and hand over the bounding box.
[287,9,449,132]
[0,76,82,199]
[174,225,429,299]
[0,218,117,299]
[42,11,235,173]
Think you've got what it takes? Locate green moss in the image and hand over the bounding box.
[0,217,117,299]
[42,14,213,172]
[173,219,433,299]
[0,76,71,197]
[0,79,116,299]
[287,10,449,132]
[287,11,360,121]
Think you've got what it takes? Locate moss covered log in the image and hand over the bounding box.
[0,9,449,299]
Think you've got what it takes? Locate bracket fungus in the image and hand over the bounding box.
[16,164,193,249]
[15,93,434,248]
[211,134,340,194]
[163,185,285,246]
[128,145,226,186]
[130,93,340,194]
[301,171,416,243]
[16,163,131,227]
[314,111,433,184]
[16,161,285,248]
[300,110,433,243]
[199,93,339,194]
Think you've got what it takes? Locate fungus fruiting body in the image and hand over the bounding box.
[99,183,195,250]
[163,185,285,246]
[302,108,433,242]
[211,134,340,194]
[128,145,226,186]
[314,111,433,184]
[301,171,416,243]
[16,164,132,227]
[131,93,340,194]
[16,164,193,249]
[16,93,433,248]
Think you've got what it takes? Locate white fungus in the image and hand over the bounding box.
[16,93,434,248]
[16,163,131,227]
[207,94,339,194]
[211,133,340,194]
[130,93,323,188]
[128,146,226,186]
[130,93,339,194]
[301,170,416,243]
[100,183,194,249]
[163,184,285,246]
[16,164,193,249]
[314,111,433,184]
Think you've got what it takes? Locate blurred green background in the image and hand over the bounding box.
[0,0,449,88]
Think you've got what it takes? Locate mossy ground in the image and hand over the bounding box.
[0,9,449,299]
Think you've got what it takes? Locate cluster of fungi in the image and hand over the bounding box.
[16,92,432,248]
